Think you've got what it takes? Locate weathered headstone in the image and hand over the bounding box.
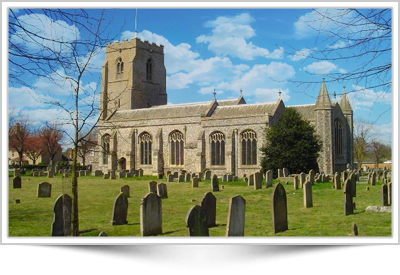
[138,168,144,177]
[140,192,162,236]
[211,175,219,192]
[272,183,288,233]
[173,172,179,179]
[352,223,358,236]
[222,174,228,182]
[185,173,191,182]
[37,182,52,198]
[158,173,163,180]
[13,176,21,189]
[192,177,199,188]
[32,171,39,177]
[93,170,103,176]
[244,176,248,184]
[178,174,185,182]
[253,172,262,190]
[205,170,211,180]
[51,194,72,236]
[226,195,246,237]
[111,192,128,225]
[293,175,299,190]
[232,175,238,182]
[99,231,108,236]
[157,183,168,199]
[334,172,341,190]
[344,180,354,215]
[382,184,389,206]
[299,172,305,187]
[227,174,233,182]
[277,169,283,178]
[350,173,357,197]
[303,181,313,208]
[198,172,203,181]
[118,171,126,178]
[167,174,174,182]
[388,182,392,206]
[120,185,130,198]
[103,173,110,179]
[186,205,209,236]
[79,170,86,177]
[149,181,158,193]
[110,170,116,180]
[370,172,376,186]
[248,174,254,186]
[309,169,315,184]
[200,192,216,227]
[265,170,273,188]
[282,167,289,177]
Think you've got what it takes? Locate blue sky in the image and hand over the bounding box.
[8,8,392,146]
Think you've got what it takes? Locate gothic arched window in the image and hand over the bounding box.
[116,58,124,74]
[146,59,152,81]
[102,134,110,165]
[139,132,152,165]
[334,119,343,157]
[170,130,184,165]
[210,131,225,166]
[241,130,257,165]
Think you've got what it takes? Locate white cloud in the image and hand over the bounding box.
[302,61,337,74]
[196,13,271,60]
[328,40,348,49]
[342,85,392,111]
[9,86,53,111]
[289,48,312,61]
[266,47,284,59]
[354,121,392,146]
[254,88,290,103]
[338,68,347,74]
[79,47,106,73]
[33,70,77,95]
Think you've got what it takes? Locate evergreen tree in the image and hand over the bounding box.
[261,108,322,176]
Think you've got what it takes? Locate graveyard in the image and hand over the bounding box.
[9,172,391,237]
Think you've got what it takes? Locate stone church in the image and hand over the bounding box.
[94,37,353,177]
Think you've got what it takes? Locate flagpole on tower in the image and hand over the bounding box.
[134,8,138,39]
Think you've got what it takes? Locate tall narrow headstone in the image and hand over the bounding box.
[192,177,199,188]
[13,176,21,189]
[37,182,52,198]
[272,183,288,234]
[282,167,289,177]
[334,172,341,190]
[173,172,179,179]
[299,172,305,187]
[211,175,219,192]
[48,171,54,178]
[293,175,299,190]
[277,169,283,178]
[138,168,144,177]
[248,174,254,186]
[370,172,376,186]
[120,185,130,198]
[157,183,168,199]
[198,172,203,181]
[149,181,157,193]
[111,192,128,225]
[381,184,389,206]
[303,181,313,208]
[200,192,217,227]
[167,174,174,182]
[186,205,209,236]
[344,180,354,215]
[185,173,191,182]
[265,170,273,188]
[309,169,315,184]
[350,173,357,197]
[388,182,392,206]
[205,170,211,180]
[222,174,228,182]
[51,194,72,236]
[140,193,162,236]
[254,172,262,190]
[227,174,233,182]
[110,170,116,180]
[178,174,185,182]
[226,195,246,237]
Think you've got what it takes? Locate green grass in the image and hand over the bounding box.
[8,174,391,237]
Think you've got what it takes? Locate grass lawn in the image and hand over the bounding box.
[8,174,391,237]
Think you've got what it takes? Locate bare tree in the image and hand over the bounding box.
[77,128,98,167]
[9,118,31,168]
[353,119,372,169]
[41,124,63,170]
[25,128,44,165]
[369,141,391,169]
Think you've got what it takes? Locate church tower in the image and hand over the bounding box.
[100,37,167,119]
[315,80,334,175]
[339,87,354,169]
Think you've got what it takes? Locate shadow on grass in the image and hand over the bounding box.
[160,230,181,235]
[127,222,140,226]
[79,228,97,234]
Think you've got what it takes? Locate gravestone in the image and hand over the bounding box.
[13,176,21,189]
[272,183,288,233]
[352,223,358,236]
[211,175,219,192]
[227,174,233,182]
[334,172,341,190]
[63,172,69,178]
[192,177,199,188]
[382,184,389,206]
[299,172,306,187]
[14,169,21,177]
[120,185,130,198]
[222,174,228,182]
[126,172,132,178]
[282,167,289,177]
[158,173,163,180]
[51,194,72,236]
[277,169,283,178]
[186,205,209,236]
[388,182,392,206]
[350,173,357,197]
[79,170,86,177]
[111,192,128,225]
[140,192,162,236]
[200,192,217,227]
[118,171,126,178]
[226,195,246,237]
[265,170,273,188]
[248,174,254,186]
[370,172,376,186]
[173,172,179,179]
[205,170,211,180]
[293,175,299,190]
[166,171,171,176]
[344,180,354,215]
[185,173,191,182]
[37,182,52,198]
[303,181,313,208]
[198,172,203,181]
[178,174,185,182]
[99,232,108,236]
[309,169,315,184]
[254,172,262,190]
[149,181,158,193]
[32,171,39,177]
[138,168,144,177]
[244,176,248,184]
[157,183,168,199]
[232,176,238,182]
[103,173,110,179]
[167,174,174,182]
[110,170,116,180]
[48,171,54,178]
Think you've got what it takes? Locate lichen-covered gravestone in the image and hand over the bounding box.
[303,181,313,208]
[282,167,289,177]
[138,168,144,177]
[111,192,128,225]
[185,173,191,182]
[120,185,130,198]
[277,169,283,178]
[37,182,52,198]
[254,172,262,190]
[205,170,211,180]
[382,184,389,206]
[140,193,162,236]
[334,172,341,190]
[248,174,254,186]
[192,177,199,188]
[226,195,246,237]
[186,205,209,236]
[293,175,299,190]
[200,192,216,227]
[157,183,168,199]
[309,169,315,184]
[344,180,354,215]
[299,172,305,187]
[48,171,54,178]
[272,183,288,233]
[211,175,219,192]
[149,181,158,193]
[265,170,273,188]
[167,174,174,182]
[13,176,21,189]
[222,174,228,182]
[370,172,376,186]
[51,194,72,236]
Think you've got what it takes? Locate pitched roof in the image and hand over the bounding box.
[210,102,276,119]
[289,104,316,121]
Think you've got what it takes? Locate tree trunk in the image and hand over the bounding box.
[18,151,23,168]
